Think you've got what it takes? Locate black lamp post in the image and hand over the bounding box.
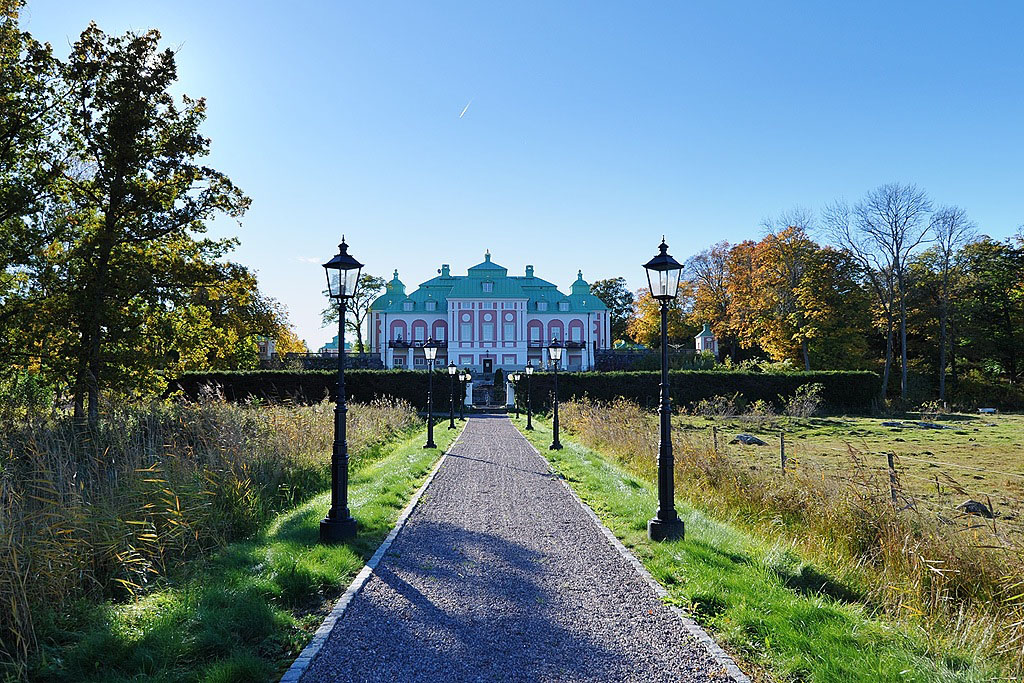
[524,361,534,430]
[319,237,362,544]
[423,338,438,449]
[548,339,563,450]
[644,237,685,542]
[458,371,467,420]
[447,361,457,429]
[510,373,521,418]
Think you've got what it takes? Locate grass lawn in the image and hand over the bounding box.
[30,422,461,683]
[513,415,1001,682]
[675,412,1024,540]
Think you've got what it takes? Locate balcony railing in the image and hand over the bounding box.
[527,340,586,349]
[388,340,449,349]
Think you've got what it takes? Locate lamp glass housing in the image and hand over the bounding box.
[465,371,472,382]
[323,238,363,300]
[423,338,438,362]
[525,362,534,376]
[459,372,466,382]
[547,339,563,362]
[643,238,683,301]
[447,361,457,375]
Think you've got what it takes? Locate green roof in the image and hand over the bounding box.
[370,253,608,314]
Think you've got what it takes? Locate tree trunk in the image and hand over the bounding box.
[801,339,810,371]
[880,318,894,403]
[949,332,957,384]
[899,283,909,401]
[938,302,948,401]
[78,221,117,428]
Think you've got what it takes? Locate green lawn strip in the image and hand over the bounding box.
[32,423,460,683]
[511,415,998,683]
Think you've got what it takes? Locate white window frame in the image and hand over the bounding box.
[435,327,446,341]
[570,326,582,342]
[503,322,515,340]
[559,302,569,312]
[530,325,541,341]
[403,301,414,311]
[460,323,472,340]
[482,282,494,293]
[482,322,495,341]
[537,301,548,311]
[425,301,436,311]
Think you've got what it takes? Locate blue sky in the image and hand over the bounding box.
[23,1,1024,349]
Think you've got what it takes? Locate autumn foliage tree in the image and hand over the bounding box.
[625,286,693,349]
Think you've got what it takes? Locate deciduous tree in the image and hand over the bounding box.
[321,272,386,352]
[59,24,249,423]
[590,276,634,342]
[625,286,692,349]
[929,206,975,399]
[824,184,932,400]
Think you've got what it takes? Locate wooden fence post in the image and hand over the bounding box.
[887,453,898,507]
[780,432,786,474]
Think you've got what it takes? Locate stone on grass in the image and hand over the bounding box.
[956,499,994,519]
[880,421,903,428]
[916,422,948,430]
[730,434,767,446]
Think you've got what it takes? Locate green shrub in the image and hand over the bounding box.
[170,369,880,414]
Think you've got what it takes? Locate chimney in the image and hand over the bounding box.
[525,265,534,278]
[440,264,450,277]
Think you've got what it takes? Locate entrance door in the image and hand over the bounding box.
[482,358,493,374]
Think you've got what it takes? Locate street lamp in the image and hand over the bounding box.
[447,361,457,429]
[524,361,534,430]
[319,236,362,544]
[458,371,467,420]
[423,338,438,449]
[547,338,563,450]
[510,373,521,418]
[643,236,685,542]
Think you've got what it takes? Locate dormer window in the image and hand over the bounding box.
[482,282,493,293]
[425,301,437,311]
[537,301,548,311]
[558,302,569,312]
[403,301,414,311]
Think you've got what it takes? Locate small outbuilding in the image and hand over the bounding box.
[695,323,718,356]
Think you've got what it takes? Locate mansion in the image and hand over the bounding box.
[368,252,610,372]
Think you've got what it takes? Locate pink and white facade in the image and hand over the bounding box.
[367,253,610,373]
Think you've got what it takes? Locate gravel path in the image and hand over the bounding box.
[301,415,730,682]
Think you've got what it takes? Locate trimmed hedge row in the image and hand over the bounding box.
[169,369,879,413]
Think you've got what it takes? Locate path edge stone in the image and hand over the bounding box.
[513,427,752,683]
[280,422,469,683]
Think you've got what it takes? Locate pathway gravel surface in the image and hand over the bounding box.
[301,414,731,682]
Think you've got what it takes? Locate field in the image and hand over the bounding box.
[675,412,1024,541]
[514,414,1001,682]
[553,399,1024,678]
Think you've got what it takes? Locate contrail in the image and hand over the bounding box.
[459,99,473,119]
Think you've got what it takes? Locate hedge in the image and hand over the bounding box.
[169,369,879,413]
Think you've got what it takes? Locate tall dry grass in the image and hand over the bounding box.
[561,397,1024,674]
[0,392,419,675]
